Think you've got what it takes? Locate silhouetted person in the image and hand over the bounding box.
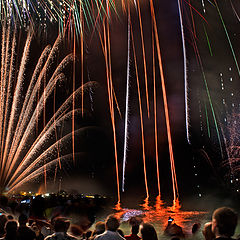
[31,222,44,240]
[203,222,215,240]
[0,215,8,238]
[91,221,105,239]
[211,207,238,240]
[164,217,184,238]
[1,220,18,240]
[17,214,36,240]
[192,223,201,234]
[140,223,158,240]
[117,229,124,238]
[44,217,77,240]
[95,215,125,240]
[125,225,141,240]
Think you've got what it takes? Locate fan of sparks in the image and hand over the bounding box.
[0,24,98,193]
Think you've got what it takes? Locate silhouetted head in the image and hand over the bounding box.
[117,229,124,237]
[18,214,28,226]
[53,217,70,233]
[5,220,18,235]
[140,223,158,240]
[132,225,140,235]
[202,222,215,240]
[94,221,105,235]
[192,223,201,234]
[105,215,120,232]
[212,207,238,237]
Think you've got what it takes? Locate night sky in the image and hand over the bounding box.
[5,0,240,204]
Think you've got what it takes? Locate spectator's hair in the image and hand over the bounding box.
[53,217,70,233]
[18,214,28,225]
[202,222,215,240]
[213,207,238,237]
[0,214,8,234]
[141,223,158,240]
[105,215,120,232]
[85,230,92,239]
[132,225,140,235]
[94,221,105,235]
[7,215,13,220]
[192,223,201,234]
[117,229,124,237]
[5,220,18,234]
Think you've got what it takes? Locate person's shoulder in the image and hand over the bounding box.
[215,238,236,240]
[94,232,105,240]
[44,233,55,240]
[66,234,78,240]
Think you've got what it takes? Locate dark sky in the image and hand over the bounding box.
[11,0,240,203]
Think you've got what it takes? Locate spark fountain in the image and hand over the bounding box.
[0,23,98,193]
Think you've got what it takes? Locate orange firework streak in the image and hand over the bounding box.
[102,20,121,205]
[0,25,6,180]
[97,30,122,120]
[44,61,47,192]
[54,83,62,169]
[149,0,179,202]
[136,0,150,118]
[72,28,76,164]
[80,3,84,118]
[152,24,161,197]
[1,27,10,163]
[131,23,149,199]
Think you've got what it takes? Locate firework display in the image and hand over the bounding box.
[0,0,239,210]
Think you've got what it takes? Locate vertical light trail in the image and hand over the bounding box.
[136,0,150,118]
[72,29,76,164]
[190,28,223,158]
[177,0,190,144]
[152,22,161,197]
[1,31,33,181]
[122,5,131,193]
[0,23,7,170]
[1,27,17,170]
[203,24,213,56]
[230,0,240,23]
[214,0,240,78]
[103,20,121,205]
[131,23,149,199]
[150,0,179,202]
[205,102,211,138]
[54,86,62,169]
[1,25,11,162]
[43,60,47,193]
[80,3,84,118]
[201,0,206,13]
[188,0,196,37]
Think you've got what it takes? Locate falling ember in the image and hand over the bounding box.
[102,19,121,205]
[152,22,161,197]
[150,0,179,202]
[136,0,150,118]
[131,22,149,199]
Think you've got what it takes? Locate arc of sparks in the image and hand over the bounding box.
[122,5,131,193]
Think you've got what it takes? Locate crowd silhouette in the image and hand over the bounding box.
[0,195,239,240]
